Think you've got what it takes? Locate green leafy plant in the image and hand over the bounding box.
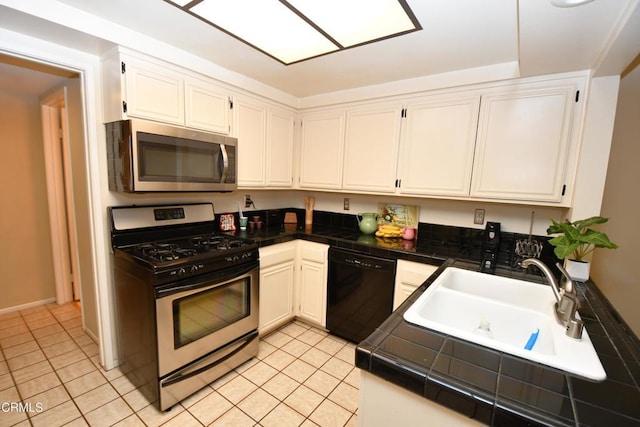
[546,216,618,261]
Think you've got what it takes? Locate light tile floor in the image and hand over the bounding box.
[0,303,360,426]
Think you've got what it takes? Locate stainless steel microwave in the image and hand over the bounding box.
[106,119,237,192]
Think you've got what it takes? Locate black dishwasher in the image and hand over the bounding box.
[327,248,397,343]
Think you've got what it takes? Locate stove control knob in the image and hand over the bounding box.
[232,255,240,262]
[189,265,199,275]
[176,268,186,277]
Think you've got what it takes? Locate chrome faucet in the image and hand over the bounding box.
[521,258,584,339]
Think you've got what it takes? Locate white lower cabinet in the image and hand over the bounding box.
[393,260,438,310]
[297,241,329,327]
[258,242,296,335]
[359,371,484,427]
[258,241,329,334]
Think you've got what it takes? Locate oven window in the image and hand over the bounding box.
[173,277,249,349]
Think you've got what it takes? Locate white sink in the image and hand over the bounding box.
[403,267,606,381]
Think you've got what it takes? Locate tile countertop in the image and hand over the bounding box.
[241,223,640,426]
[356,259,640,427]
[235,223,464,265]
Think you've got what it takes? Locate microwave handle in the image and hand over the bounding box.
[220,144,229,183]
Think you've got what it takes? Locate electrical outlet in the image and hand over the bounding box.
[474,209,485,225]
[244,194,252,208]
[343,198,350,210]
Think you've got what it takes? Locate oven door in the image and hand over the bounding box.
[155,261,258,376]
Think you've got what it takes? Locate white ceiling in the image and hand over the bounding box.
[1,0,639,98]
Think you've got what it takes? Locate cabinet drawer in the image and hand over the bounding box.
[397,262,438,286]
[300,244,328,263]
[259,242,296,268]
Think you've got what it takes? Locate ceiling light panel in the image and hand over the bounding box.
[287,0,418,48]
[166,0,420,64]
[190,0,338,64]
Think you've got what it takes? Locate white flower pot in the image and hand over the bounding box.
[565,259,590,282]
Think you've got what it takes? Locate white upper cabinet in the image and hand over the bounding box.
[235,97,267,187]
[121,54,185,125]
[102,49,231,134]
[235,98,295,188]
[266,107,295,187]
[185,78,231,134]
[299,110,346,189]
[471,83,577,202]
[398,95,480,196]
[342,103,403,193]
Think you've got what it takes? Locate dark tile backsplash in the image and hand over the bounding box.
[307,209,562,271]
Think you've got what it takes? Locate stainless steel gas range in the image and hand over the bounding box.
[109,203,259,411]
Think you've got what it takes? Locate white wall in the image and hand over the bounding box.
[275,191,563,236]
[590,66,640,337]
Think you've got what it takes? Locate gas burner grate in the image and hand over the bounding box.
[139,243,197,262]
[191,235,246,251]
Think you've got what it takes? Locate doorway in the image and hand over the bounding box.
[0,53,97,341]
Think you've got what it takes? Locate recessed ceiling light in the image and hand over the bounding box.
[164,0,421,65]
[550,0,595,7]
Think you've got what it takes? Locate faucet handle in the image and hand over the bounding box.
[555,262,577,296]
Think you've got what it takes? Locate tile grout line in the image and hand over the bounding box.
[22,304,92,426]
[248,325,358,425]
[3,306,359,427]
[179,323,358,426]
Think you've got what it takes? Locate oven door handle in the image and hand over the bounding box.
[155,260,258,298]
[161,330,258,388]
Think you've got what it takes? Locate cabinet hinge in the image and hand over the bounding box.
[575,91,580,102]
[121,61,126,74]
[561,184,566,196]
[122,101,127,114]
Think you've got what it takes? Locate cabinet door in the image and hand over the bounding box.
[299,111,346,189]
[259,260,295,335]
[343,103,403,193]
[393,260,438,310]
[235,98,267,187]
[122,56,184,125]
[398,96,480,196]
[185,78,230,134]
[471,85,575,202]
[297,242,328,326]
[266,107,295,187]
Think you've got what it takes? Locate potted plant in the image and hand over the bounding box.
[546,216,618,281]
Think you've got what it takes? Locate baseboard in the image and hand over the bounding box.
[0,297,57,315]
